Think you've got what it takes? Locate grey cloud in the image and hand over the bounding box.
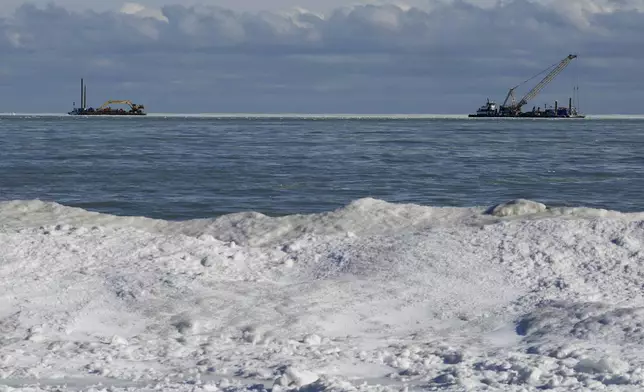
[0,1,643,113]
[0,2,590,53]
[0,0,386,16]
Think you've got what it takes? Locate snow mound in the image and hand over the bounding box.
[486,198,547,217]
[1,198,644,390]
[517,301,644,345]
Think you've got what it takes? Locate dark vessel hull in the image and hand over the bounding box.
[468,99,584,119]
[68,109,146,116]
[468,113,585,119]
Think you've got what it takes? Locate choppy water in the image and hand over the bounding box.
[1,114,643,220]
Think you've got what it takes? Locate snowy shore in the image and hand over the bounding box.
[1,198,644,391]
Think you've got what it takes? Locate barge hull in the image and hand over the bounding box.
[68,109,147,116]
[468,113,585,118]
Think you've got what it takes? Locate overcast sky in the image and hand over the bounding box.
[1,0,642,114]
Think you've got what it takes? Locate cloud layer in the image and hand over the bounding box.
[1,1,643,113]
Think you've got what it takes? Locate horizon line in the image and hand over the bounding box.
[2,112,644,119]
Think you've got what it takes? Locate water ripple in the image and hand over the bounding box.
[1,116,643,219]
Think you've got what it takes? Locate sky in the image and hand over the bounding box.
[0,0,643,114]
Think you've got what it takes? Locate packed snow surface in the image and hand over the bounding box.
[2,198,644,391]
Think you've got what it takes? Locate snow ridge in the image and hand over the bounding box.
[1,198,644,391]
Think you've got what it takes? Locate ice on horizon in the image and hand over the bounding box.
[1,197,644,391]
[3,113,644,120]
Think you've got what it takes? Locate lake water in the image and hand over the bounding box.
[1,114,643,220]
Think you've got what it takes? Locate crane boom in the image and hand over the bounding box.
[517,54,577,108]
[500,54,577,115]
[502,88,516,108]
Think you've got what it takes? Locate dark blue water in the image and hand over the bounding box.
[1,115,643,220]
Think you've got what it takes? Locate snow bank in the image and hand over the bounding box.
[1,198,644,391]
[486,198,547,217]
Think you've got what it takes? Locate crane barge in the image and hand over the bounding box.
[469,54,584,118]
[68,78,146,116]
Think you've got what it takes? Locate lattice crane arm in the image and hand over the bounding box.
[502,88,516,108]
[516,54,577,108]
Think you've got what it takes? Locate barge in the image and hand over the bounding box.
[68,79,146,116]
[469,54,584,118]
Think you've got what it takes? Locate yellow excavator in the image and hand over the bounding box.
[97,100,146,114]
